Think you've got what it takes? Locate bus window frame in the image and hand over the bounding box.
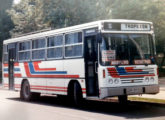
[18,40,31,62]
[64,31,84,59]
[46,34,64,60]
[8,43,18,62]
[31,37,47,61]
[98,33,155,66]
[3,44,8,63]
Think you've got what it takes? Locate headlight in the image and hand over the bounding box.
[108,79,113,84]
[114,79,119,84]
[145,77,149,83]
[150,77,154,82]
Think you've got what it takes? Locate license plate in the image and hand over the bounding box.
[127,87,142,94]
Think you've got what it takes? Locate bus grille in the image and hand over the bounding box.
[120,77,144,84]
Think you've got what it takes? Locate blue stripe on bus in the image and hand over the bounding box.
[28,62,67,74]
[3,68,20,72]
[116,67,149,75]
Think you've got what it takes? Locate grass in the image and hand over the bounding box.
[128,97,165,104]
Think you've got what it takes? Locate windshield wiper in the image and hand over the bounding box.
[128,35,144,60]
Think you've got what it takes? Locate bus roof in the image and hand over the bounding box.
[4,19,152,44]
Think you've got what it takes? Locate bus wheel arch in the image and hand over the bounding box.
[67,80,83,105]
[20,79,40,101]
[20,79,31,101]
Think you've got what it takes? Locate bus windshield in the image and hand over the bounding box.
[100,34,154,66]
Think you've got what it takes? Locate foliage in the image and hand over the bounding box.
[6,0,165,53]
[110,0,165,53]
[8,0,108,36]
[0,0,13,59]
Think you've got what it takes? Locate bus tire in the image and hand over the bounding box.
[118,95,128,104]
[68,82,83,106]
[20,80,40,101]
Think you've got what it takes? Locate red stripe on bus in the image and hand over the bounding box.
[24,62,80,78]
[31,88,67,92]
[4,63,19,67]
[4,64,8,67]
[31,88,86,94]
[125,67,143,72]
[30,85,86,91]
[3,83,86,94]
[15,87,21,88]
[4,74,22,77]
[33,61,56,71]
[31,85,67,89]
[14,63,19,66]
[4,74,8,77]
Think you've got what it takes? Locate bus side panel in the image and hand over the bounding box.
[3,78,9,89]
[3,63,8,89]
[45,60,67,95]
[63,58,86,98]
[3,63,11,89]
[21,61,64,95]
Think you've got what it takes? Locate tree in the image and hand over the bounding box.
[8,0,110,36]
[0,0,13,57]
[0,0,13,82]
[8,0,165,54]
[110,0,165,53]
[0,0,13,39]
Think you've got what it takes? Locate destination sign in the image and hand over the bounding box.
[121,23,151,31]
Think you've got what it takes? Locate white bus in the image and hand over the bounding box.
[2,19,159,104]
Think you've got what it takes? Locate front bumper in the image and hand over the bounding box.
[99,85,159,99]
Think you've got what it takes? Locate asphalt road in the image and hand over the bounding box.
[0,90,165,120]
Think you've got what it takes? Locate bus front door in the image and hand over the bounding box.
[8,49,15,90]
[85,36,99,96]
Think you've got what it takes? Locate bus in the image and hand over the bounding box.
[2,19,159,104]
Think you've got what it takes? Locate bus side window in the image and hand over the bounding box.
[8,43,17,62]
[47,35,63,59]
[65,32,83,58]
[3,45,8,63]
[32,38,46,60]
[18,41,31,61]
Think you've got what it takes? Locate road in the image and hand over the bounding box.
[0,90,165,120]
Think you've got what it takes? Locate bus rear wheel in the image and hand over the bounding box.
[20,80,40,101]
[68,82,83,106]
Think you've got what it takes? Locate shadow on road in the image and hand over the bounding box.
[7,96,165,119]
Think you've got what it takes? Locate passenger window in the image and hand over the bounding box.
[19,51,30,61]
[65,32,83,58]
[47,35,63,47]
[19,41,30,51]
[32,38,46,49]
[32,50,45,60]
[47,35,63,59]
[65,45,82,57]
[47,48,63,59]
[65,32,82,45]
[32,38,46,60]
[18,41,31,61]
[3,45,8,62]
